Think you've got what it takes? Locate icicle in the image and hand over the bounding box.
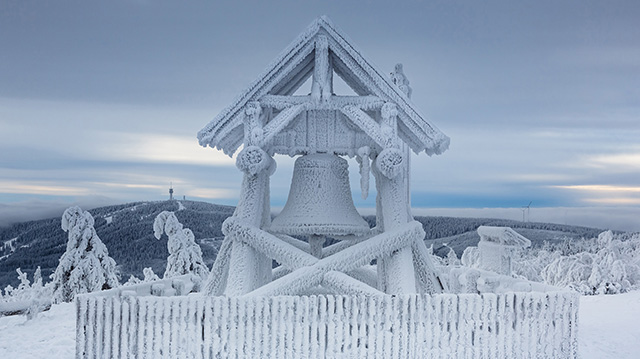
[357,146,370,199]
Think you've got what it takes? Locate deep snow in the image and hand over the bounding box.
[1,291,639,358]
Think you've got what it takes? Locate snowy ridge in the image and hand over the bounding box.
[76,291,578,358]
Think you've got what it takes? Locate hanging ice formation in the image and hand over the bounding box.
[197,16,450,297]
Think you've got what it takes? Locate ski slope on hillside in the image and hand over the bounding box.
[1,291,639,358]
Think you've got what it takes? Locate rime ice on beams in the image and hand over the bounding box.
[198,16,449,296]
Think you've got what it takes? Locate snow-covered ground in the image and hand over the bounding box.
[580,290,640,359]
[1,291,639,358]
[0,302,75,359]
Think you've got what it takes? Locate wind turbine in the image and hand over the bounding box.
[522,201,532,222]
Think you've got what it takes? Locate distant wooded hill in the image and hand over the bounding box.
[0,200,602,288]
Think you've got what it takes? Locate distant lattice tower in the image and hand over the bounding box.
[169,182,174,201]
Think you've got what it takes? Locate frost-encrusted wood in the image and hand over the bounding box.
[340,105,387,149]
[199,16,448,298]
[221,146,275,296]
[197,16,449,157]
[261,104,305,146]
[77,291,579,359]
[222,219,424,297]
[259,95,384,110]
[311,35,332,102]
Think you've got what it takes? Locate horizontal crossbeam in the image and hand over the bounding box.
[259,95,384,111]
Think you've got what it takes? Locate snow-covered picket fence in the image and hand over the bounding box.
[76,291,578,359]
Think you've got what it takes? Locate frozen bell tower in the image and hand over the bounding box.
[198,16,450,297]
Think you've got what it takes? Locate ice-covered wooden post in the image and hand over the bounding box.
[197,16,450,297]
[224,102,275,295]
[374,103,416,293]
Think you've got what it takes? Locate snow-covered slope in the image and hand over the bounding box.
[0,201,234,288]
[1,291,639,358]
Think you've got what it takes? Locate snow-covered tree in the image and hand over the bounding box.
[50,206,119,303]
[539,230,640,294]
[1,267,52,319]
[143,267,160,282]
[123,275,141,287]
[153,211,209,282]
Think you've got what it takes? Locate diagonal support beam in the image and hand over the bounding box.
[203,236,234,296]
[322,271,383,296]
[242,221,424,297]
[223,217,317,270]
[411,237,446,293]
[262,104,305,146]
[340,105,386,148]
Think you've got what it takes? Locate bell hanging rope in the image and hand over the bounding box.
[270,153,370,238]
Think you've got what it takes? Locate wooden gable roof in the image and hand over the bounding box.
[197,16,449,157]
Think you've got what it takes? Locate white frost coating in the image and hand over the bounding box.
[311,35,332,102]
[270,154,370,237]
[195,15,452,299]
[197,16,449,157]
[474,226,531,275]
[81,274,197,298]
[449,266,562,294]
[477,226,532,247]
[261,104,305,145]
[375,147,405,179]
[51,206,118,303]
[223,217,318,270]
[540,230,640,295]
[340,105,388,148]
[244,221,424,297]
[390,63,412,98]
[77,292,579,359]
[356,146,371,199]
[153,211,209,282]
[322,271,383,296]
[235,146,274,176]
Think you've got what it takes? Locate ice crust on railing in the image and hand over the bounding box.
[81,274,197,298]
[448,266,561,294]
[76,292,579,359]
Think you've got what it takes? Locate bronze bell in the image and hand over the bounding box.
[270,153,370,238]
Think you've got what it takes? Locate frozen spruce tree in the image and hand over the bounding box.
[50,206,119,303]
[154,211,209,282]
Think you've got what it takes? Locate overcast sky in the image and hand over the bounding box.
[1,1,639,230]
